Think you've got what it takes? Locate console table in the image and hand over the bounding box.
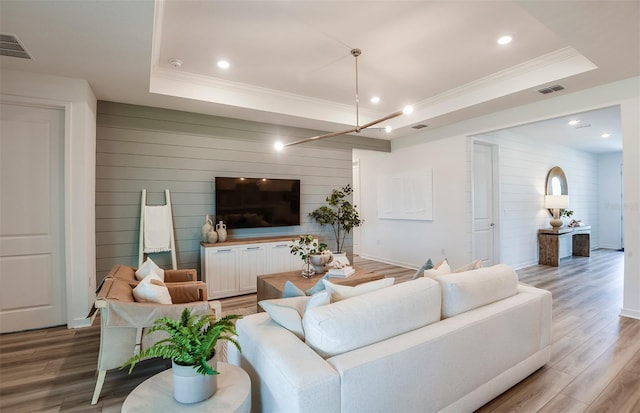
[538,226,591,267]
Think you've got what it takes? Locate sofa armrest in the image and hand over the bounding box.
[164,269,198,282]
[231,313,340,413]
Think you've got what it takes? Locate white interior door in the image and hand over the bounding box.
[352,159,361,255]
[0,103,66,332]
[472,141,499,266]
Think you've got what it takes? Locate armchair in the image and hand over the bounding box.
[90,271,221,405]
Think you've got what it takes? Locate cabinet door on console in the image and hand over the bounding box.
[269,242,300,273]
[203,247,238,299]
[238,246,268,293]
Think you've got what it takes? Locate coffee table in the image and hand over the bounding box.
[121,362,250,412]
[257,267,385,310]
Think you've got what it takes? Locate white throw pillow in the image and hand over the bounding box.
[132,273,172,304]
[258,290,331,339]
[135,257,165,281]
[322,278,395,302]
[423,259,451,278]
[452,259,483,273]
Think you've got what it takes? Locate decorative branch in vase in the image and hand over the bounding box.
[308,184,363,265]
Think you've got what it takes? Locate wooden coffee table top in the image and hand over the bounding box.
[256,267,385,310]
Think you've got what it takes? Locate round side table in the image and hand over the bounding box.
[121,362,250,412]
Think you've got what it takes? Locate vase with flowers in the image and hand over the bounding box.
[289,234,328,278]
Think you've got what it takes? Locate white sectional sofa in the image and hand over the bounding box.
[228,264,552,413]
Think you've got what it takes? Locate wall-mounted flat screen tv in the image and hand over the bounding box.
[215,177,301,229]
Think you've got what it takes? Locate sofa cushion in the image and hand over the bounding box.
[435,264,518,318]
[258,291,331,339]
[135,257,164,281]
[322,277,395,302]
[303,277,441,358]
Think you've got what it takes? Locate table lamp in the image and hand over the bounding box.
[545,195,569,228]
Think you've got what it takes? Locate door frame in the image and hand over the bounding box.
[1,94,77,328]
[471,138,501,265]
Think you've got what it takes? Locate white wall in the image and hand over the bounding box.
[0,70,97,328]
[367,77,640,318]
[620,97,640,319]
[598,152,624,249]
[356,129,601,270]
[474,130,600,268]
[354,136,471,269]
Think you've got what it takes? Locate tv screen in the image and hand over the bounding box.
[215,177,301,229]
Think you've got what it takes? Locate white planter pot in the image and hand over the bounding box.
[309,253,331,273]
[172,356,217,404]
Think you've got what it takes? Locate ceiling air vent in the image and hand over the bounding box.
[412,124,428,130]
[0,34,32,59]
[537,85,565,95]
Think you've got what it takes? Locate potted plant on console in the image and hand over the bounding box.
[122,308,242,404]
[308,184,363,266]
[290,234,329,278]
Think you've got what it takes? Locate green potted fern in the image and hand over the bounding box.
[122,308,242,404]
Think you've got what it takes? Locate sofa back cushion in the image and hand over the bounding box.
[303,277,441,358]
[435,264,518,318]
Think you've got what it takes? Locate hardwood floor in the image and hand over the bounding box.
[1,249,637,412]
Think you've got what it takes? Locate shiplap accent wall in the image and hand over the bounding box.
[95,101,389,281]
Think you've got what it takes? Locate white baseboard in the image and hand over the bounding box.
[620,308,640,320]
[357,253,415,270]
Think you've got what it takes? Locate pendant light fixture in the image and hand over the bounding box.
[275,48,413,150]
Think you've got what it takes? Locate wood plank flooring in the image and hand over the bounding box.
[1,249,637,412]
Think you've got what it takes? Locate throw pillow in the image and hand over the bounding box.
[412,258,434,279]
[306,274,329,296]
[135,257,165,281]
[322,277,395,302]
[452,259,484,273]
[423,258,451,278]
[282,281,306,298]
[282,275,328,298]
[259,290,331,339]
[132,273,172,304]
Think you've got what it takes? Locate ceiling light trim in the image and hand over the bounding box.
[150,65,389,127]
[396,46,597,129]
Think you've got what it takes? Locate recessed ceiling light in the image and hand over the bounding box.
[497,35,512,45]
[402,105,414,115]
[385,125,392,133]
[601,133,611,138]
[217,60,230,69]
[274,141,284,151]
[370,96,380,104]
[568,120,580,126]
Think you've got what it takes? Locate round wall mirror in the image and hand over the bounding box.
[546,166,568,196]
